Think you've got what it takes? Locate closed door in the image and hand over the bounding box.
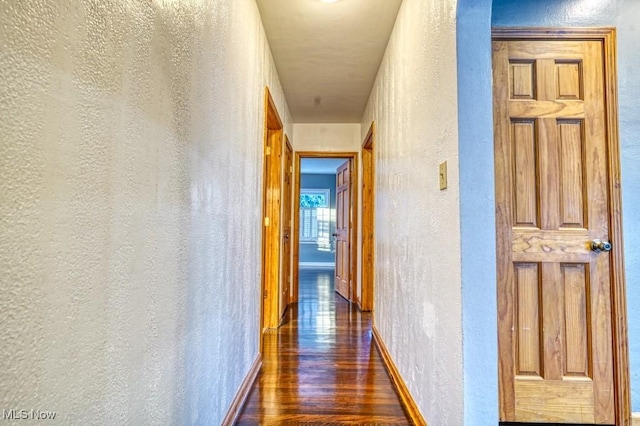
[335,160,351,301]
[281,140,293,316]
[493,37,616,423]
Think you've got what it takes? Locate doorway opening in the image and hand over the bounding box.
[298,159,340,271]
[293,152,358,305]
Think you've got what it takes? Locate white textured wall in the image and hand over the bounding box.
[361,0,463,424]
[293,123,361,152]
[0,0,290,424]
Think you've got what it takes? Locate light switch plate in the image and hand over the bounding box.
[439,161,447,190]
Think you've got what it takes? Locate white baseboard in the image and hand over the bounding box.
[299,262,334,269]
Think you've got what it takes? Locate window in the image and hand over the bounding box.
[300,188,331,244]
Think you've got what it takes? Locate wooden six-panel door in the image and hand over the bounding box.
[335,160,351,301]
[493,37,616,424]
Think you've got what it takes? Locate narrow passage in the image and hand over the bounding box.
[237,269,410,425]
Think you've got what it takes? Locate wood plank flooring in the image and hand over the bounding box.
[237,269,411,425]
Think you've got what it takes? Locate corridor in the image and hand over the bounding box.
[3,0,640,424]
[237,270,410,424]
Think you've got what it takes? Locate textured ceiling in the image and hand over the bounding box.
[256,0,403,123]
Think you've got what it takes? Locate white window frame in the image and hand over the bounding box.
[300,188,330,243]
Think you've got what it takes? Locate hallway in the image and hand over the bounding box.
[237,269,410,424]
[3,0,640,424]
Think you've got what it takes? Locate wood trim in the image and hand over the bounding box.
[601,29,631,426]
[265,87,283,130]
[221,355,262,426]
[492,26,619,40]
[372,325,427,426]
[261,87,284,333]
[491,27,630,426]
[360,122,375,312]
[280,134,294,322]
[292,152,359,305]
[295,152,359,158]
[285,135,293,156]
[493,37,515,421]
[349,155,359,304]
[292,152,301,304]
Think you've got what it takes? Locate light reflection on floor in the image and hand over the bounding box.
[236,268,410,424]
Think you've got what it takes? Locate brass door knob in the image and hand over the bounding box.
[591,239,612,252]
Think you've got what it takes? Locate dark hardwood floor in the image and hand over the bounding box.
[236,268,411,425]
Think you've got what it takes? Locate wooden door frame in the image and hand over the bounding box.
[260,87,284,335]
[280,135,294,319]
[492,27,630,425]
[360,122,375,312]
[292,152,359,304]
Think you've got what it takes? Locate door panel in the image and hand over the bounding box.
[335,160,350,301]
[494,38,615,424]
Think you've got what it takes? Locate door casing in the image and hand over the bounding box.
[492,27,629,425]
[292,152,358,304]
[361,122,375,312]
[280,136,294,320]
[260,87,284,335]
